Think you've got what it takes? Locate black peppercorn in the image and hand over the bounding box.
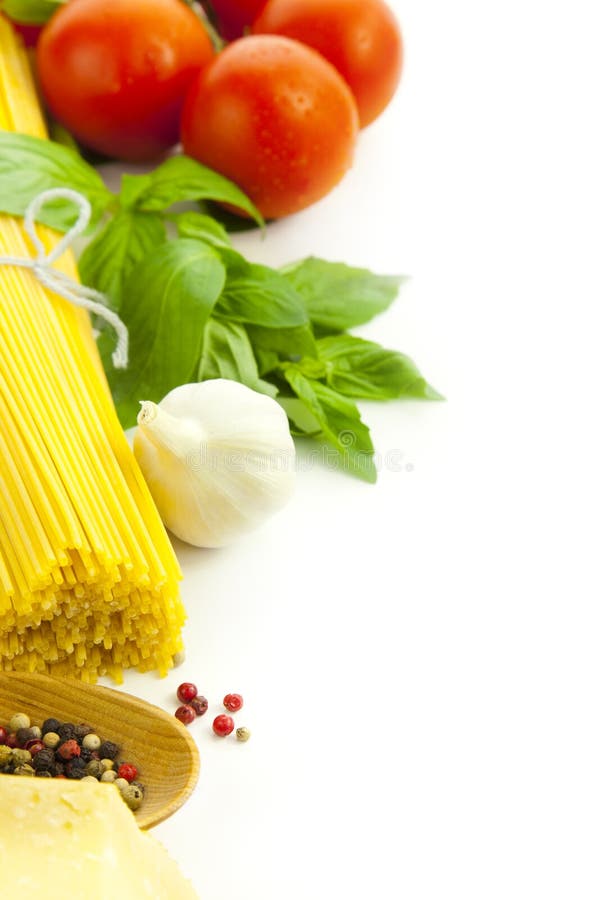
[74,723,94,740]
[16,727,37,747]
[79,748,94,763]
[31,748,55,771]
[98,740,119,760]
[41,718,61,735]
[56,723,77,742]
[65,758,87,779]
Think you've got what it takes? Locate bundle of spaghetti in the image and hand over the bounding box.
[0,18,186,682]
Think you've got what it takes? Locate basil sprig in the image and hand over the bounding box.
[0,132,442,482]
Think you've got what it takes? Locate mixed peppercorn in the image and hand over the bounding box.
[174,683,250,742]
[0,712,144,811]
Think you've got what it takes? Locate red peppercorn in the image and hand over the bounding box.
[223,693,243,713]
[57,739,81,760]
[176,682,198,704]
[212,714,234,737]
[25,739,45,756]
[175,705,196,726]
[0,726,7,745]
[6,734,18,748]
[117,763,138,783]
[189,696,208,717]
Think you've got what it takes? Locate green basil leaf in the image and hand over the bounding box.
[101,239,226,428]
[247,323,318,363]
[119,173,154,211]
[0,133,112,230]
[281,257,404,330]
[216,263,308,328]
[174,211,233,249]
[198,319,277,397]
[283,368,377,483]
[131,155,264,226]
[78,211,166,311]
[1,0,63,25]
[317,335,443,401]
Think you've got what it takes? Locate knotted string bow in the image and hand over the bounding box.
[0,187,128,368]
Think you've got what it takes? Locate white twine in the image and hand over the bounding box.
[0,188,128,368]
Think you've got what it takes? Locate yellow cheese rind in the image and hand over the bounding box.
[0,776,198,899]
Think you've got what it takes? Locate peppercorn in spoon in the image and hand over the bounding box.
[0,671,199,829]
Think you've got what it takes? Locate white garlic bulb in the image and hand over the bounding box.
[133,380,296,548]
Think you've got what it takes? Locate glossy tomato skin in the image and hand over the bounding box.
[181,35,359,219]
[253,0,403,127]
[37,0,215,162]
[205,0,267,41]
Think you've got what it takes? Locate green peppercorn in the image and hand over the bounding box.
[100,758,114,770]
[13,764,35,776]
[236,726,251,742]
[43,732,60,749]
[121,784,143,811]
[11,748,32,766]
[0,745,13,768]
[100,769,117,783]
[82,733,101,751]
[84,759,105,779]
[9,713,30,732]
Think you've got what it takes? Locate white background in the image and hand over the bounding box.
[105,1,600,897]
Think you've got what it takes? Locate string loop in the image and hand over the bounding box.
[0,188,128,368]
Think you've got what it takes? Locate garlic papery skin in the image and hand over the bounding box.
[133,380,296,548]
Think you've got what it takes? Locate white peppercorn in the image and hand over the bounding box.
[82,733,101,751]
[43,731,61,749]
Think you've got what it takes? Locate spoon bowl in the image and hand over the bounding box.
[0,672,199,829]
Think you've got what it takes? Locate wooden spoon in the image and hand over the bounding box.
[0,672,199,829]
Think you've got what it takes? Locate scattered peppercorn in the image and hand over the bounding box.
[190,696,208,717]
[223,693,243,713]
[235,726,251,742]
[177,682,198,704]
[175,705,196,726]
[212,714,235,737]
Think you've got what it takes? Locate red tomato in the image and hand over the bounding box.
[181,35,359,219]
[37,0,215,162]
[253,0,403,127]
[203,0,267,41]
